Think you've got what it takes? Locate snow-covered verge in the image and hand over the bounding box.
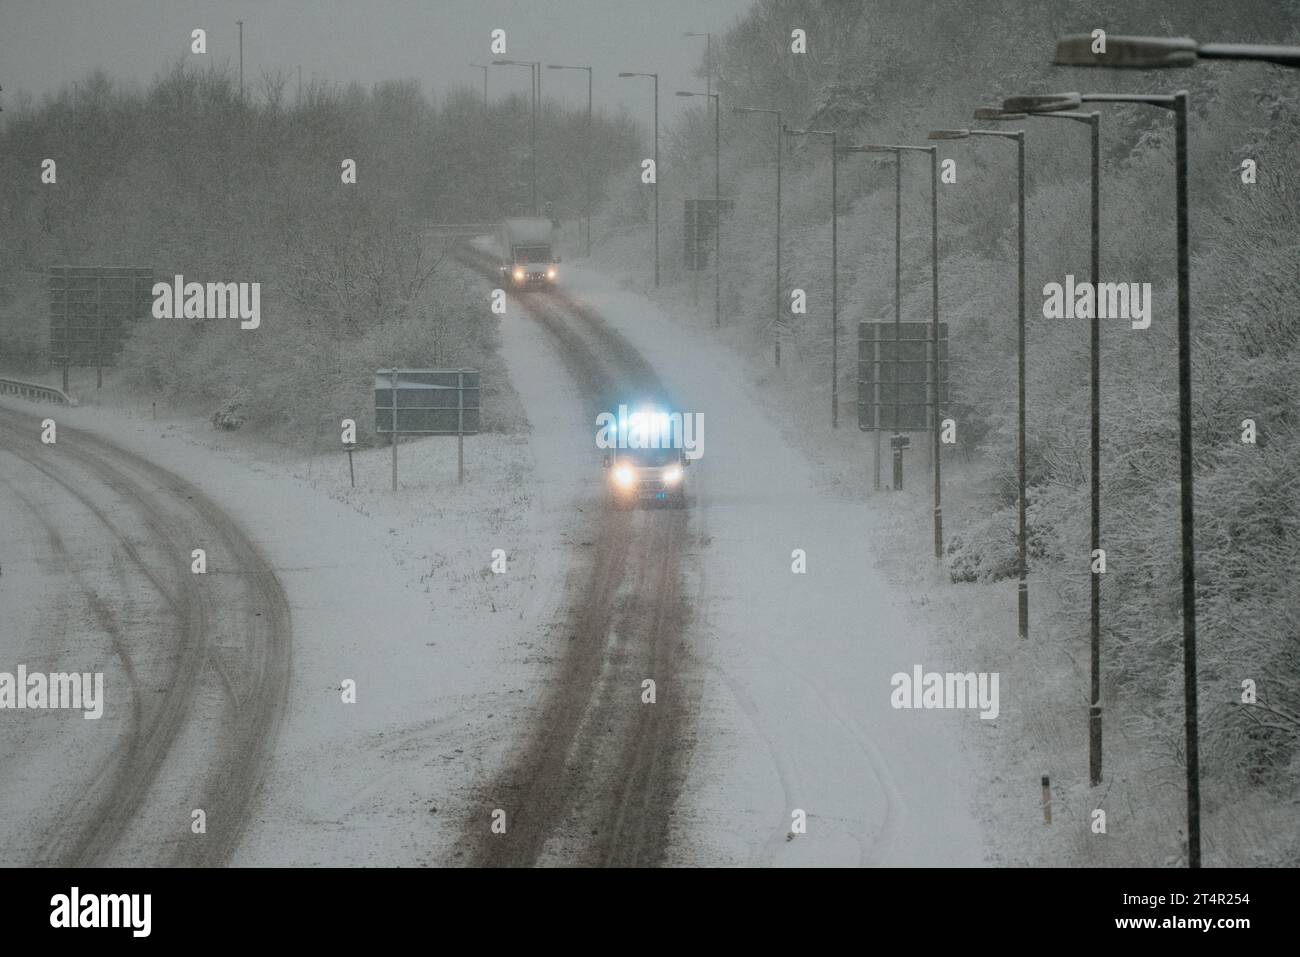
[874,463,1300,868]
[0,308,585,865]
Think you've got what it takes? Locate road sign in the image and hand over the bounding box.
[47,266,153,378]
[684,198,734,270]
[857,321,949,432]
[374,368,480,489]
[374,369,480,435]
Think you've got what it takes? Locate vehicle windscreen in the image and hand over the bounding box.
[514,245,551,263]
[624,447,681,467]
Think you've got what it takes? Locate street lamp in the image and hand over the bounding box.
[786,127,839,428]
[929,125,1028,640]
[619,72,659,286]
[548,64,593,257]
[733,106,783,366]
[1004,88,1199,869]
[1054,34,1300,69]
[978,104,1104,786]
[684,32,715,95]
[492,59,541,213]
[840,143,943,556]
[236,21,244,100]
[678,90,722,328]
[469,63,489,109]
[845,144,904,476]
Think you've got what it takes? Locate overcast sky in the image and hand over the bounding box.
[1,0,753,123]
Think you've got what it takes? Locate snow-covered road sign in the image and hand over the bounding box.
[374,369,480,435]
[375,368,480,489]
[857,321,949,432]
[684,198,733,270]
[48,266,153,369]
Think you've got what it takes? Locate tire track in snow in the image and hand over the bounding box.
[453,245,698,866]
[0,405,291,866]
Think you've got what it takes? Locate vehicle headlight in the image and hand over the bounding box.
[613,465,636,488]
[662,465,683,485]
[513,267,525,282]
[546,266,557,280]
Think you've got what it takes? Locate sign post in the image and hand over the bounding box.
[683,198,734,270]
[390,368,399,492]
[891,433,911,490]
[95,277,103,389]
[457,377,465,486]
[858,321,949,491]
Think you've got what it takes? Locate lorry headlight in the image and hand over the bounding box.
[513,267,525,282]
[546,266,557,280]
[613,465,636,488]
[663,465,683,485]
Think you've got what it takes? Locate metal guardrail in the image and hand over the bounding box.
[0,376,74,405]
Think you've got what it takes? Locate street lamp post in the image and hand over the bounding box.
[1054,33,1300,69]
[733,106,783,366]
[469,63,489,109]
[978,104,1104,785]
[684,32,715,95]
[534,63,541,210]
[1045,26,1300,861]
[677,90,722,328]
[619,72,659,286]
[786,127,839,428]
[491,59,540,213]
[236,21,244,100]
[929,126,1028,638]
[841,143,943,552]
[894,154,902,447]
[548,64,593,256]
[1004,87,1198,868]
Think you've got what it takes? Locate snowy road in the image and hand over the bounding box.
[0,404,291,866]
[455,246,702,866]
[561,263,988,866]
[455,245,988,866]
